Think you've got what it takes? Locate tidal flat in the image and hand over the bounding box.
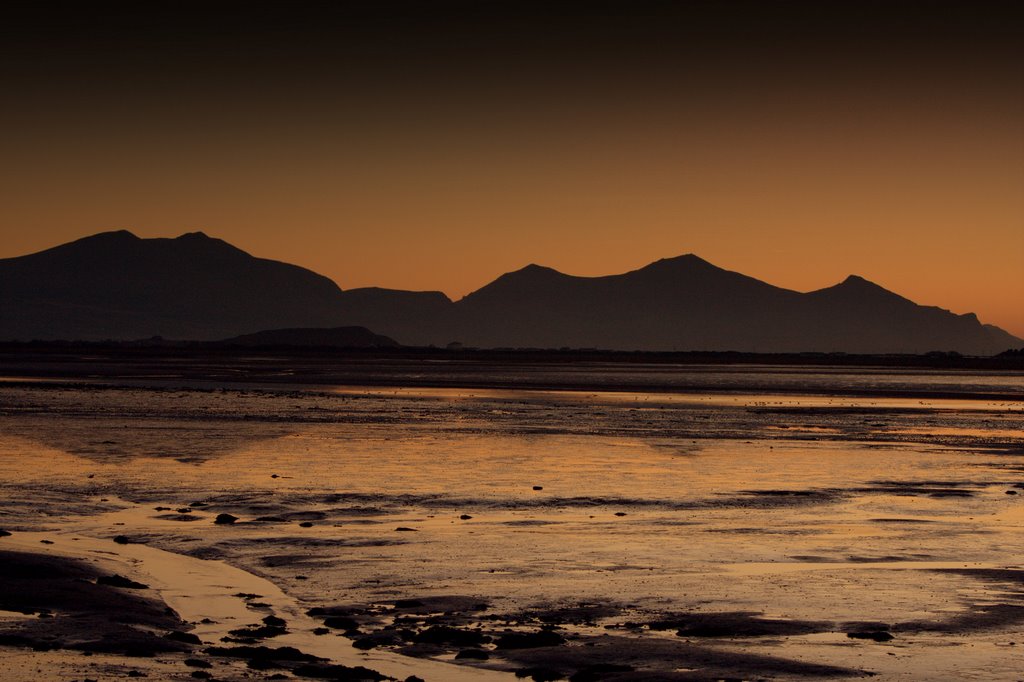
[0,356,1022,681]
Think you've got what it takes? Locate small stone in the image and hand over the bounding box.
[96,569,148,585]
[455,648,489,660]
[459,514,473,520]
[323,616,359,630]
[214,513,238,525]
[113,535,130,544]
[298,521,314,528]
[847,630,895,642]
[394,527,417,532]
[164,630,202,644]
[532,486,543,491]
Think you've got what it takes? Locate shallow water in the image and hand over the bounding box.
[1,363,1022,680]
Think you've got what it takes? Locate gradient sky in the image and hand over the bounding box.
[2,1,1022,336]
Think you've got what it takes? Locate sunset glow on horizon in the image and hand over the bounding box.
[1,1,1021,336]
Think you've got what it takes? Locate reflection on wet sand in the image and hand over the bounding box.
[2,418,291,463]
[0,366,1022,680]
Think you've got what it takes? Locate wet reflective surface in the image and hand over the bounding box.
[0,364,1022,680]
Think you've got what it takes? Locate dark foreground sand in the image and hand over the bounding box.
[5,527,1024,681]
[0,532,508,682]
[0,536,876,682]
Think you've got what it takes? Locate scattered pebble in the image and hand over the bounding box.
[165,631,202,644]
[847,630,895,642]
[97,575,149,589]
[455,648,489,660]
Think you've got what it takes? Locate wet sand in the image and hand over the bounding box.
[0,359,1022,680]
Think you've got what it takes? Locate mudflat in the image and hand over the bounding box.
[0,353,1022,680]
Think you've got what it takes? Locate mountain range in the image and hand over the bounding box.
[0,230,1019,355]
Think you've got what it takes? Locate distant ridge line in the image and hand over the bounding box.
[0,231,1019,355]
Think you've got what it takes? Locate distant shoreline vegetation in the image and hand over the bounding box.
[1,340,1021,371]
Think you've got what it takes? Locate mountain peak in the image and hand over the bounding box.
[809,273,912,306]
[637,253,718,273]
[654,253,709,265]
[169,231,249,257]
[667,253,706,262]
[488,263,567,283]
[515,263,561,276]
[81,229,140,243]
[834,274,893,294]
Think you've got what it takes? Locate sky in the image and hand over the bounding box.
[1,1,1022,337]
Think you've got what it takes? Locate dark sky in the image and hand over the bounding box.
[2,1,1022,334]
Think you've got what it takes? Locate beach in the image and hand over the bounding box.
[1,355,1022,680]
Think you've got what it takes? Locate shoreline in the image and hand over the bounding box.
[2,363,1022,680]
[0,527,511,681]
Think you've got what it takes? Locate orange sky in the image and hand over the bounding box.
[1,2,1021,337]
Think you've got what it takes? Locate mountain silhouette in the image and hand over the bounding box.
[0,231,346,340]
[1,232,1019,354]
[449,255,804,350]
